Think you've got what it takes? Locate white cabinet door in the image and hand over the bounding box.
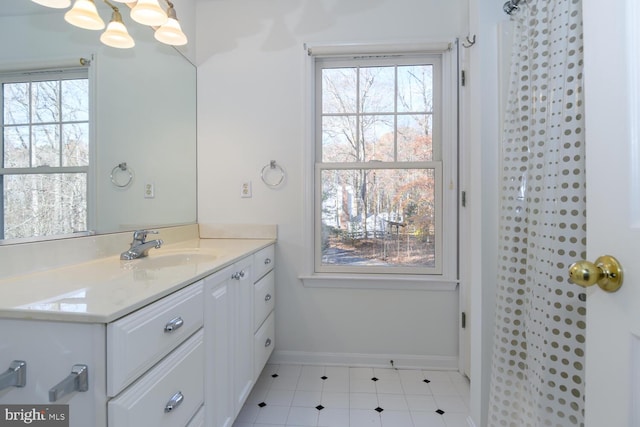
[231,256,254,416]
[204,266,235,427]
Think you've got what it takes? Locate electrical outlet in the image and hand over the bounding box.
[144,183,155,199]
[241,181,252,198]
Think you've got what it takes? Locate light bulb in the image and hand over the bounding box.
[64,0,105,31]
[154,6,187,46]
[31,0,71,8]
[100,10,135,49]
[130,0,168,27]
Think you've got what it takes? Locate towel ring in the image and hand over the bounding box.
[110,162,134,188]
[261,160,285,188]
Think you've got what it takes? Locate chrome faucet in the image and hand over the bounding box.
[120,229,164,260]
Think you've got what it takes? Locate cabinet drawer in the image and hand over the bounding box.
[253,245,274,282]
[107,281,204,396]
[253,270,275,330]
[108,329,204,427]
[254,311,275,380]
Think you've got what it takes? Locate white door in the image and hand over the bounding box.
[583,0,640,425]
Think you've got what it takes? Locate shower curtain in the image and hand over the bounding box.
[488,0,586,426]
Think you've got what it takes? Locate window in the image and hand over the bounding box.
[313,49,456,276]
[1,68,90,240]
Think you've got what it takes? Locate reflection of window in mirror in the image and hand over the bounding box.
[1,67,91,240]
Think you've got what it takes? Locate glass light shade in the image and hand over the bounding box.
[100,11,135,49]
[31,0,71,8]
[130,0,168,26]
[64,0,105,30]
[154,17,187,46]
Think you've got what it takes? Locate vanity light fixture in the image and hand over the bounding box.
[154,2,188,46]
[100,5,135,49]
[31,0,188,49]
[64,0,105,30]
[130,0,168,27]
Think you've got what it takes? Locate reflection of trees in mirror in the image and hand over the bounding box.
[1,72,90,239]
[318,60,438,269]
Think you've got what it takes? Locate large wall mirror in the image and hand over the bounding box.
[0,2,197,242]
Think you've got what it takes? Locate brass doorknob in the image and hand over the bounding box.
[568,255,623,292]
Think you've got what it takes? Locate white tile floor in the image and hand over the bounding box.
[232,364,470,427]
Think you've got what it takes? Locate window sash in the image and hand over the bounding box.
[314,162,443,275]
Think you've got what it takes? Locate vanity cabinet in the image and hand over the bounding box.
[0,242,275,427]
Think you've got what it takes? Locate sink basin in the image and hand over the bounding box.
[122,248,218,269]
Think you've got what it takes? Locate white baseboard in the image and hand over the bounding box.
[269,350,459,371]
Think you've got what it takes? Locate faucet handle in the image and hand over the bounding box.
[133,229,159,242]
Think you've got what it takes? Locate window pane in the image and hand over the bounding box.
[320,168,436,268]
[3,83,30,125]
[360,67,395,113]
[322,115,359,162]
[3,173,87,239]
[397,65,433,113]
[62,123,89,166]
[61,79,89,122]
[4,126,30,167]
[32,124,60,167]
[32,80,60,123]
[397,114,433,161]
[322,68,357,114]
[361,115,394,162]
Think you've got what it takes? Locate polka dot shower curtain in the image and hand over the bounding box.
[488,0,586,426]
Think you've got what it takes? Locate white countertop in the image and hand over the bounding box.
[0,238,274,323]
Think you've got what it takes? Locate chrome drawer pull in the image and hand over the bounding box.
[265,338,272,348]
[265,294,272,302]
[264,258,272,265]
[164,317,184,333]
[0,360,26,391]
[164,391,184,413]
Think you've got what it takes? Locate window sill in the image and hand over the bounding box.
[299,274,458,291]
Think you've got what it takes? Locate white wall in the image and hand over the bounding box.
[196,0,468,367]
[0,8,197,234]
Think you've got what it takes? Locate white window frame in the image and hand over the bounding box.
[0,62,95,241]
[301,42,459,289]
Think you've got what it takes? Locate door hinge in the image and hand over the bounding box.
[461,191,467,207]
[461,70,466,86]
[461,312,466,329]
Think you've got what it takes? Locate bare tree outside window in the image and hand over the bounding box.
[1,72,89,240]
[317,58,441,273]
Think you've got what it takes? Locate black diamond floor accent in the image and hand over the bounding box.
[271,374,279,378]
[423,379,431,383]
[321,376,328,380]
[371,377,379,382]
[258,402,267,408]
[316,405,325,411]
[436,409,445,415]
[375,407,384,413]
